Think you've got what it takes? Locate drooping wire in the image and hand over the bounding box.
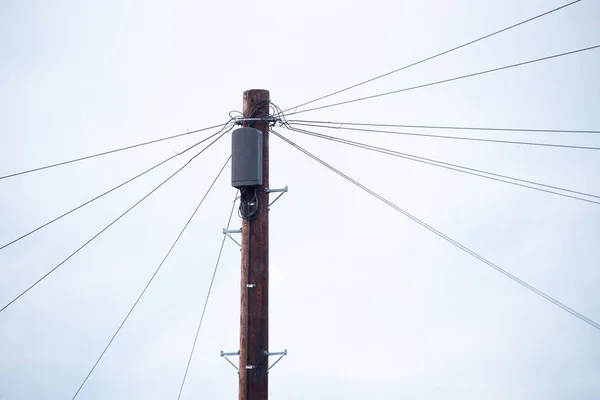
[286,122,600,151]
[0,132,229,315]
[177,192,238,400]
[230,101,289,128]
[286,125,600,205]
[238,187,260,220]
[286,119,600,135]
[282,45,600,117]
[277,1,582,115]
[0,122,236,252]
[272,129,600,332]
[269,102,290,127]
[71,156,232,400]
[0,122,228,181]
[248,100,271,127]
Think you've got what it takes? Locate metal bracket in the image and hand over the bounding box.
[264,186,288,193]
[234,116,279,126]
[223,228,242,248]
[220,350,240,371]
[265,349,288,371]
[265,186,289,209]
[219,349,288,373]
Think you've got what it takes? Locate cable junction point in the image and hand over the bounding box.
[233,116,281,126]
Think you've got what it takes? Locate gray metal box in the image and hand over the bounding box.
[232,127,263,188]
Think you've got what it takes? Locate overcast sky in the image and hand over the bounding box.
[1,0,600,399]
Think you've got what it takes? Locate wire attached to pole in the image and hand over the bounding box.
[286,119,600,135]
[0,123,235,252]
[176,191,239,400]
[283,45,600,117]
[285,125,600,205]
[277,0,582,115]
[287,122,600,151]
[0,131,230,315]
[271,129,600,332]
[238,187,261,220]
[71,156,232,400]
[0,122,229,181]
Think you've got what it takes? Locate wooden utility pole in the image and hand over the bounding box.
[239,89,270,400]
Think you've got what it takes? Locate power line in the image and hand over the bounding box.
[286,125,600,205]
[0,133,227,315]
[0,122,228,181]
[288,122,600,151]
[271,129,600,331]
[283,45,600,117]
[0,123,235,252]
[279,0,582,114]
[286,119,600,135]
[177,192,238,400]
[71,156,232,400]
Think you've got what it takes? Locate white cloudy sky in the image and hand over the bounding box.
[1,0,599,399]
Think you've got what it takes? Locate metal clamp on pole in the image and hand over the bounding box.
[264,349,288,371]
[222,228,242,248]
[265,186,289,209]
[220,350,240,371]
[233,116,279,126]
